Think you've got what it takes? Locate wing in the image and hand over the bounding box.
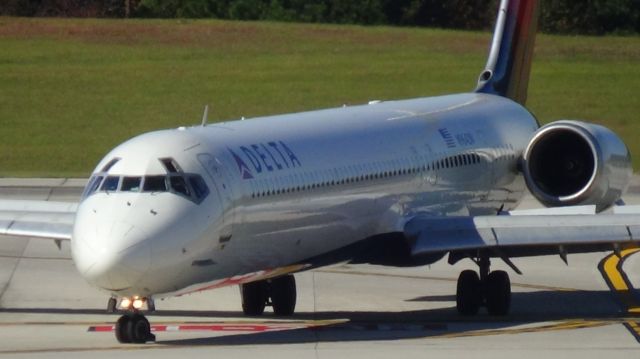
[0,200,77,241]
[405,205,640,264]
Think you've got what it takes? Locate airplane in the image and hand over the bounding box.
[1,0,638,344]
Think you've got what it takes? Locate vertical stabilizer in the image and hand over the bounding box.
[475,0,540,105]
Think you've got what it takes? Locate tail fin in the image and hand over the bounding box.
[475,0,540,105]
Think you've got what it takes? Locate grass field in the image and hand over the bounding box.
[0,17,639,177]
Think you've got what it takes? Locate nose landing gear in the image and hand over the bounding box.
[115,312,155,343]
[456,256,512,316]
[111,297,156,344]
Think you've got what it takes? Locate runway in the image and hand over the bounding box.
[1,179,640,358]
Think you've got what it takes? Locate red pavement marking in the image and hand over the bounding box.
[88,323,309,333]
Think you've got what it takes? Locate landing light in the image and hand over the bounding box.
[120,297,132,309]
[118,296,147,311]
[132,298,144,309]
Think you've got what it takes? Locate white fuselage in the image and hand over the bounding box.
[70,93,539,298]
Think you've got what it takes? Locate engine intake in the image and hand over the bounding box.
[523,120,632,211]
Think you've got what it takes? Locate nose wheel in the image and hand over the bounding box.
[115,312,155,343]
[456,256,511,316]
[110,297,156,344]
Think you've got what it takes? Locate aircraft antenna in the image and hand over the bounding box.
[201,105,209,126]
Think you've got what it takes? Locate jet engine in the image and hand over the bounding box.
[522,120,632,212]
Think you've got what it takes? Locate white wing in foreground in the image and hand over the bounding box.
[405,206,640,260]
[0,200,77,240]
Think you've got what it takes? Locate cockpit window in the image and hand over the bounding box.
[121,176,142,192]
[169,176,190,197]
[100,158,121,172]
[101,176,120,192]
[160,158,181,173]
[189,175,209,201]
[82,158,210,204]
[82,175,104,198]
[143,176,167,192]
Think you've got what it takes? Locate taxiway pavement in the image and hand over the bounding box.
[1,178,640,358]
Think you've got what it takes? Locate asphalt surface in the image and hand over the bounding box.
[1,178,640,358]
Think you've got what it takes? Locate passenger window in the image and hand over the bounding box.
[121,177,142,192]
[143,176,167,192]
[101,176,120,192]
[170,176,190,197]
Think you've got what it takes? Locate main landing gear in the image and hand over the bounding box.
[240,274,297,316]
[456,256,511,316]
[112,297,156,344]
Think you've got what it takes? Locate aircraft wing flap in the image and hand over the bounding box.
[0,200,77,240]
[405,214,640,256]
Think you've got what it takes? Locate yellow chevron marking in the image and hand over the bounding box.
[602,248,640,314]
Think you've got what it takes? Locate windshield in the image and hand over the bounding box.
[83,173,209,203]
[82,158,209,203]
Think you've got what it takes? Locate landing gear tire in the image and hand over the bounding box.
[455,256,513,317]
[240,275,298,316]
[485,270,511,316]
[456,270,481,316]
[241,281,268,316]
[270,275,297,316]
[115,314,132,343]
[115,313,155,344]
[127,313,152,343]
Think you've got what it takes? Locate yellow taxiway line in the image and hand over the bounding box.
[433,319,612,339]
[599,248,640,341]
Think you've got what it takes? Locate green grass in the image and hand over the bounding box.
[0,17,639,177]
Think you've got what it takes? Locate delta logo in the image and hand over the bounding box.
[228,141,302,180]
[229,149,254,179]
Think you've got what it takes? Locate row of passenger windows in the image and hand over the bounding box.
[83,174,209,203]
[250,148,517,199]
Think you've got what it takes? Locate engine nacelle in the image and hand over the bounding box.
[523,120,632,212]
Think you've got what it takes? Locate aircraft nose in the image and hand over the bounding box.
[72,220,151,292]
